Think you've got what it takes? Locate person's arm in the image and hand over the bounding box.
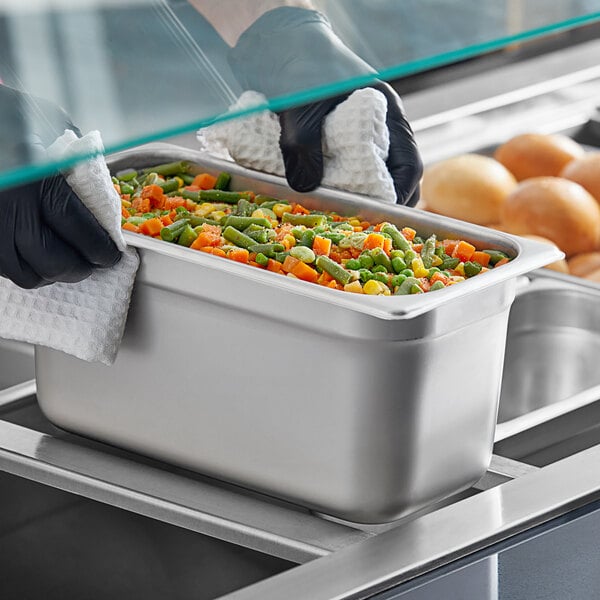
[0,85,120,289]
[186,2,423,205]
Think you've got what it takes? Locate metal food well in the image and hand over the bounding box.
[33,145,558,523]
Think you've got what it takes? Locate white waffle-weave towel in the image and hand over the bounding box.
[198,89,396,203]
[0,130,139,365]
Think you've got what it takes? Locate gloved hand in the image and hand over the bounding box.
[228,7,423,206]
[0,174,121,289]
[0,85,121,289]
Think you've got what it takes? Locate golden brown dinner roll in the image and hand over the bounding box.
[560,153,600,203]
[518,234,568,273]
[494,133,585,181]
[568,252,600,278]
[501,177,600,257]
[421,154,517,225]
[584,268,600,283]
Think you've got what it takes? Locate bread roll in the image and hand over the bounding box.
[518,234,568,273]
[494,133,585,181]
[560,153,600,203]
[584,268,600,283]
[501,177,600,257]
[568,252,600,278]
[421,154,517,225]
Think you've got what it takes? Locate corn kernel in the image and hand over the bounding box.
[344,280,364,294]
[174,176,184,188]
[283,234,296,248]
[431,255,443,267]
[411,257,429,278]
[273,203,293,218]
[197,203,215,216]
[349,218,361,227]
[121,199,132,208]
[210,210,226,221]
[252,209,266,219]
[455,263,465,276]
[363,279,389,295]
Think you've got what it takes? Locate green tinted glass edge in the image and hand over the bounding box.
[1,11,599,191]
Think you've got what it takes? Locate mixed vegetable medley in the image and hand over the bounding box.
[117,161,511,296]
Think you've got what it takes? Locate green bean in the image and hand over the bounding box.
[234,199,255,217]
[201,190,253,203]
[421,234,437,268]
[248,243,285,258]
[187,216,220,227]
[222,226,257,249]
[391,256,407,273]
[371,248,392,271]
[160,219,190,243]
[214,172,232,191]
[246,229,271,244]
[179,173,196,185]
[319,231,345,244]
[274,251,290,263]
[255,195,288,206]
[119,183,135,196]
[395,277,421,295]
[316,256,352,285]
[159,178,181,194]
[481,249,509,265]
[177,224,198,247]
[142,161,190,177]
[464,261,483,277]
[332,222,353,231]
[282,213,327,227]
[381,223,411,252]
[300,229,316,248]
[143,172,159,186]
[441,257,460,270]
[255,253,269,267]
[116,168,138,181]
[111,176,119,185]
[222,216,272,230]
[126,216,147,226]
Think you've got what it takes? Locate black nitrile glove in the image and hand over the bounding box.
[228,7,423,206]
[0,85,121,289]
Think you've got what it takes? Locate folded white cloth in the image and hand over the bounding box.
[0,130,139,365]
[198,89,397,203]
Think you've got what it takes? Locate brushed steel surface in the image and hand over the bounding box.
[0,339,34,390]
[498,276,600,425]
[35,145,558,523]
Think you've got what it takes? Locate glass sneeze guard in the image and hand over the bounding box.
[1,0,600,190]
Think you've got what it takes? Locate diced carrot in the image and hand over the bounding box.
[312,236,332,257]
[132,196,151,214]
[318,271,334,285]
[229,248,249,263]
[412,243,423,253]
[200,223,222,236]
[363,233,386,250]
[350,247,361,259]
[419,278,431,292]
[471,251,491,267]
[121,207,131,219]
[275,223,294,241]
[160,214,173,226]
[340,250,352,260]
[169,209,178,220]
[373,222,384,232]
[282,255,301,273]
[443,239,458,255]
[402,227,416,241]
[290,261,319,283]
[195,246,215,254]
[113,183,121,194]
[249,252,257,262]
[383,237,393,254]
[331,215,343,222]
[291,203,310,215]
[249,261,263,268]
[122,222,139,233]
[360,221,371,230]
[327,280,339,289]
[192,173,218,190]
[165,196,186,210]
[141,184,166,210]
[212,248,227,258]
[185,199,198,212]
[139,217,163,237]
[452,240,476,262]
[495,257,510,267]
[193,231,220,248]
[353,226,363,232]
[430,272,450,286]
[267,259,283,273]
[185,185,200,192]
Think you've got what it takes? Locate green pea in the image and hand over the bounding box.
[373,272,389,284]
[391,274,407,287]
[345,258,362,270]
[359,269,374,283]
[255,253,269,267]
[430,281,446,291]
[464,261,483,277]
[372,265,388,274]
[391,257,407,274]
[359,254,375,269]
[401,269,414,278]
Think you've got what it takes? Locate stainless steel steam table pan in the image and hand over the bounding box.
[34,143,559,523]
